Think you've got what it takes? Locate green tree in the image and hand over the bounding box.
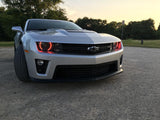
[2,0,67,19]
[0,0,67,41]
[76,17,107,33]
[105,21,126,39]
[76,17,126,39]
[126,19,156,39]
[158,24,160,31]
[156,24,160,39]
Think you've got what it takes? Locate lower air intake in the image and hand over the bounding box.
[53,61,118,80]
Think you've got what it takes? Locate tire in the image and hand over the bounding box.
[14,45,30,82]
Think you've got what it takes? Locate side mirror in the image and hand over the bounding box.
[12,26,23,33]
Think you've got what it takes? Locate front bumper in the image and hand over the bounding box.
[25,48,123,80]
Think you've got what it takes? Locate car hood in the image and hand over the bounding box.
[25,29,120,44]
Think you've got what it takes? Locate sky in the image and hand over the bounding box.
[60,0,160,29]
[0,0,160,28]
[0,0,2,6]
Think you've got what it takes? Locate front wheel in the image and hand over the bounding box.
[14,45,30,82]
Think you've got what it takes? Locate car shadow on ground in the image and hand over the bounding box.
[17,74,122,92]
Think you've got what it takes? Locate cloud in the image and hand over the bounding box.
[63,6,76,16]
[0,1,3,6]
[60,3,77,20]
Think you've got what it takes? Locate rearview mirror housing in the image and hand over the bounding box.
[12,26,23,33]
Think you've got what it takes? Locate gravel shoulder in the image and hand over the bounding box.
[0,47,160,120]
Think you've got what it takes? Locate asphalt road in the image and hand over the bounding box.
[0,47,160,120]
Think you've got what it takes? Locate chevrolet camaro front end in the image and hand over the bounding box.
[12,19,123,82]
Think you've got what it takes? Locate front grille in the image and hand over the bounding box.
[53,61,118,80]
[59,43,112,55]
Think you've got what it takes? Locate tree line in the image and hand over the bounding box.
[0,0,160,41]
[76,17,160,40]
[0,0,67,41]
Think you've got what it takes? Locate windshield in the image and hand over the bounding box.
[26,20,82,31]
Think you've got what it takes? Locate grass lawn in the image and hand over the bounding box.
[0,40,160,48]
[122,39,160,48]
[0,41,14,47]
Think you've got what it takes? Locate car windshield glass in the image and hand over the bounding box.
[26,20,82,31]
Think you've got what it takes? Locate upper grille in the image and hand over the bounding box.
[58,43,112,55]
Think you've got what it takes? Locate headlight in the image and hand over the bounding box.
[36,42,62,53]
[112,42,122,51]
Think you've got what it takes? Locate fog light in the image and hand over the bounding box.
[35,59,49,74]
[37,60,44,66]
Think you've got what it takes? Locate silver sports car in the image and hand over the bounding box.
[12,19,123,82]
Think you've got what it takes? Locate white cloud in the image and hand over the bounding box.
[0,0,5,7]
[60,3,77,20]
[0,2,3,6]
[63,5,76,16]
